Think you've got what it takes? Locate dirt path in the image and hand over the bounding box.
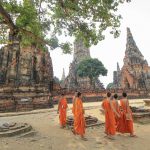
[0,101,150,150]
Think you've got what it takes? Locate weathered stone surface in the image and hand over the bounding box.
[64,39,104,91]
[144,100,150,106]
[60,68,66,88]
[0,122,32,137]
[66,115,104,128]
[113,28,150,90]
[113,62,121,88]
[0,45,53,85]
[0,42,54,112]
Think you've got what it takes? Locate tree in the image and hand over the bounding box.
[107,82,114,89]
[77,58,107,89]
[53,76,60,84]
[0,0,131,53]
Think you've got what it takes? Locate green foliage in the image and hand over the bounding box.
[0,0,131,52]
[60,42,72,54]
[77,58,107,88]
[107,82,114,89]
[53,76,60,84]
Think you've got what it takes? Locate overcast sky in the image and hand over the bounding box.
[50,1,150,87]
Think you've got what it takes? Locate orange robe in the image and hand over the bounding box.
[102,99,116,135]
[116,99,134,134]
[59,98,68,126]
[72,96,75,115]
[73,98,85,136]
[112,100,120,126]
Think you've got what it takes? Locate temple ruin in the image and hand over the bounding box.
[63,39,104,91]
[113,28,150,90]
[0,40,54,112]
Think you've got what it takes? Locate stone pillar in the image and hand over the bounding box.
[35,50,42,83]
[18,47,34,85]
[0,46,7,84]
[6,33,20,85]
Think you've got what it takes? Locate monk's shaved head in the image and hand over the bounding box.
[114,94,118,99]
[122,92,127,97]
[77,92,82,97]
[107,92,111,97]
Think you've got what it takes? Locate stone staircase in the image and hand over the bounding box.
[0,122,36,138]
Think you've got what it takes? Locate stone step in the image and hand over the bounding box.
[16,130,37,138]
[0,124,32,137]
[68,122,104,129]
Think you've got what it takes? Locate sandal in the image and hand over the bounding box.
[130,134,137,137]
[81,137,88,141]
[71,129,76,135]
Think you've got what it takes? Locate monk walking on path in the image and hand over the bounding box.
[102,92,120,139]
[117,92,136,137]
[72,92,86,140]
[112,94,120,127]
[72,91,78,115]
[57,94,68,128]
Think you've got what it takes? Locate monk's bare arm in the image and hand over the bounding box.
[110,101,120,117]
[126,100,131,113]
[101,101,104,109]
[57,99,60,114]
[72,96,75,104]
[66,100,68,110]
[81,101,85,114]
[101,101,106,113]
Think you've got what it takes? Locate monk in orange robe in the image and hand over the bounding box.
[57,94,68,128]
[116,92,136,137]
[112,93,120,126]
[102,92,120,139]
[72,92,86,140]
[72,91,78,115]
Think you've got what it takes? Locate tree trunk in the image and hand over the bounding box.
[0,3,16,32]
[0,3,50,47]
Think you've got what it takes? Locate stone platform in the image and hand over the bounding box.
[66,115,104,128]
[131,107,150,122]
[100,107,150,123]
[144,100,150,106]
[0,85,53,112]
[0,122,33,137]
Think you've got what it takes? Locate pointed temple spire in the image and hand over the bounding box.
[61,68,65,81]
[126,27,143,58]
[64,39,104,90]
[112,27,150,90]
[73,39,91,63]
[117,62,120,72]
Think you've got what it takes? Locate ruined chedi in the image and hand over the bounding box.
[64,39,104,91]
[113,62,121,89]
[60,68,66,88]
[0,39,54,112]
[0,45,53,86]
[113,28,150,90]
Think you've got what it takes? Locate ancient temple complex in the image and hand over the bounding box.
[113,28,150,90]
[64,39,104,91]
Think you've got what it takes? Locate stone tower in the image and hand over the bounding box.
[123,28,144,66]
[65,39,104,90]
[0,44,54,112]
[73,39,91,63]
[113,62,121,88]
[121,28,150,90]
[61,68,65,81]
[60,68,66,88]
[0,45,53,86]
